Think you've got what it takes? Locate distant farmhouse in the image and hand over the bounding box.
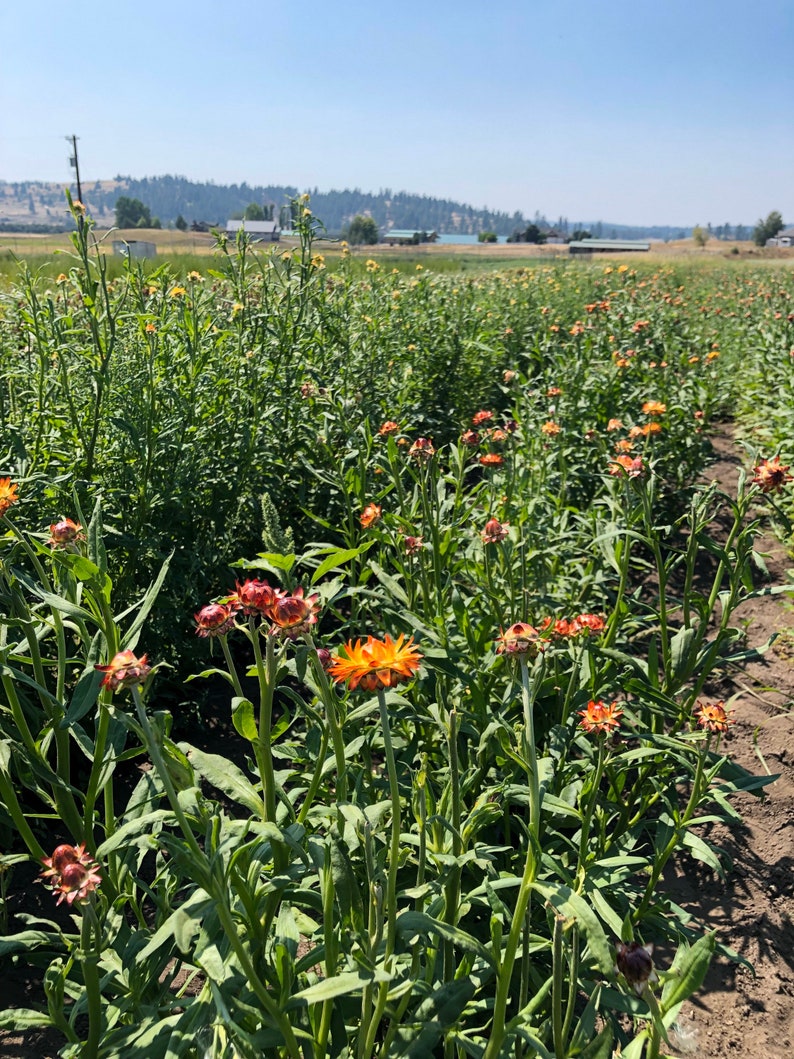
[226,219,281,242]
[382,229,439,246]
[568,238,650,255]
[544,228,566,244]
[766,227,794,248]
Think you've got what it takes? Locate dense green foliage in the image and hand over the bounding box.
[0,195,792,1057]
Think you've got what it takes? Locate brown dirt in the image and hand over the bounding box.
[666,428,794,1059]
[2,428,793,1058]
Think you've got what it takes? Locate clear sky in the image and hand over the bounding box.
[2,0,792,226]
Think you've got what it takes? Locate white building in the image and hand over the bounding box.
[226,219,280,242]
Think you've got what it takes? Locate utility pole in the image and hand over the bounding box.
[66,134,83,204]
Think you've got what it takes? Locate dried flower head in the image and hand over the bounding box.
[95,650,151,692]
[615,941,656,995]
[330,634,422,692]
[41,843,101,906]
[752,456,793,494]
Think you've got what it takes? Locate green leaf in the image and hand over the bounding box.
[0,1009,53,1030]
[179,743,263,815]
[532,882,613,976]
[232,697,257,741]
[137,891,213,960]
[389,980,476,1057]
[288,969,385,1006]
[396,911,494,966]
[578,1023,613,1059]
[368,559,409,606]
[661,932,716,1016]
[120,551,173,651]
[670,626,696,682]
[311,543,371,584]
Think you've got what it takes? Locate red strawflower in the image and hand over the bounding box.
[268,587,320,639]
[404,535,424,554]
[481,517,509,544]
[224,578,281,616]
[194,603,236,638]
[40,843,101,906]
[496,622,544,657]
[460,429,480,445]
[609,454,646,479]
[48,517,84,549]
[409,437,436,461]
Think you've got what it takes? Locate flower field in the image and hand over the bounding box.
[0,198,792,1058]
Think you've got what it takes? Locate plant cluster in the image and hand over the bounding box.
[0,197,792,1057]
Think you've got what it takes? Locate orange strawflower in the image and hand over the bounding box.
[360,503,382,528]
[694,700,734,733]
[752,456,792,494]
[480,453,504,467]
[472,410,493,427]
[606,418,623,432]
[609,455,646,479]
[379,421,400,436]
[541,421,561,436]
[641,400,666,417]
[578,699,623,735]
[0,479,19,518]
[329,634,422,692]
[95,650,151,692]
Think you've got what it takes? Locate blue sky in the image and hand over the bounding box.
[2,0,792,226]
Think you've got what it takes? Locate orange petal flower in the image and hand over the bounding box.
[0,479,19,518]
[329,634,422,692]
[480,453,504,467]
[360,503,382,528]
[752,456,792,494]
[694,700,734,733]
[379,421,400,436]
[472,410,493,427]
[641,400,666,417]
[95,650,151,692]
[578,699,623,735]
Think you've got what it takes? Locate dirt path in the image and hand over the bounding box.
[667,429,794,1058]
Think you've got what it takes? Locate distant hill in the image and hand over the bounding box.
[0,175,747,241]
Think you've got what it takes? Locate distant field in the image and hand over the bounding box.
[1,228,792,281]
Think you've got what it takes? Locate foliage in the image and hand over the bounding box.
[692,225,709,248]
[114,195,153,229]
[344,214,379,245]
[175,214,188,231]
[753,210,784,246]
[508,223,547,244]
[478,231,498,243]
[0,192,791,1056]
[571,228,592,241]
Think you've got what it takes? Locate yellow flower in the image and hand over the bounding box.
[617,264,628,273]
[187,270,202,282]
[329,634,422,692]
[365,259,379,272]
[311,254,326,269]
[169,286,187,299]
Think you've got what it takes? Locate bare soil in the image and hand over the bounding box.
[1,428,793,1058]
